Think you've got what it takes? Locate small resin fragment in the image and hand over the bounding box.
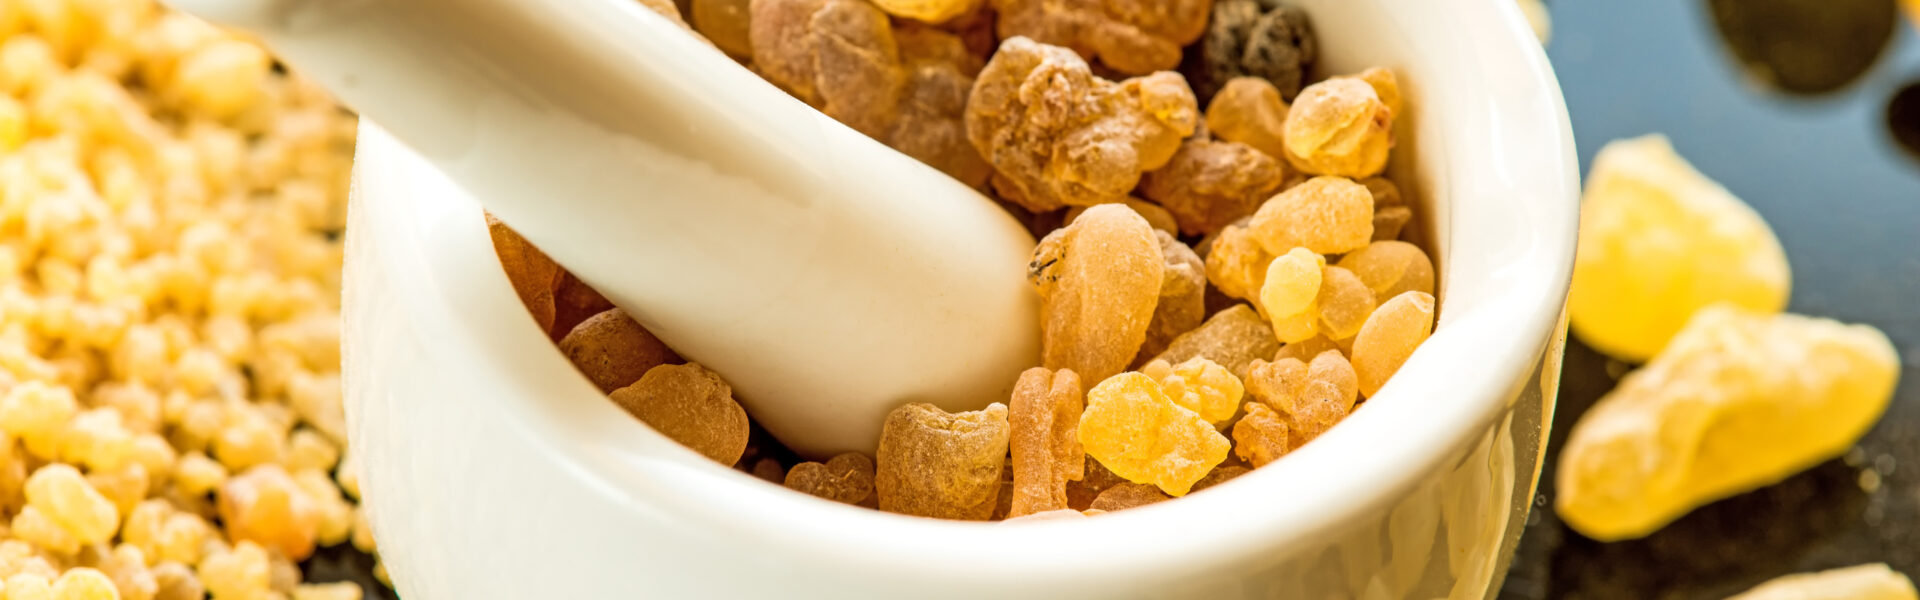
[692,0,755,57]
[1287,384,1347,449]
[1064,458,1127,511]
[1007,368,1085,518]
[1556,307,1900,541]
[876,403,1011,520]
[1063,199,1179,235]
[1028,204,1165,383]
[1241,351,1355,455]
[1137,231,1206,361]
[1190,464,1249,492]
[751,458,786,484]
[1727,563,1917,600]
[1247,176,1374,256]
[51,568,121,600]
[1078,373,1230,496]
[1203,77,1290,161]
[784,453,877,505]
[24,464,119,547]
[749,0,989,185]
[1282,75,1393,178]
[990,0,1210,75]
[559,309,682,394]
[1305,350,1359,411]
[1230,402,1290,467]
[1336,240,1435,305]
[748,0,903,135]
[804,0,905,137]
[1087,482,1171,512]
[1351,291,1434,397]
[1266,300,1319,345]
[486,215,563,333]
[967,37,1197,211]
[1361,176,1403,209]
[1140,357,1243,425]
[609,364,751,466]
[1272,334,1340,364]
[217,465,320,561]
[153,562,206,600]
[1354,67,1401,122]
[1203,223,1273,302]
[887,25,993,187]
[1315,265,1376,341]
[990,465,1015,520]
[640,0,697,29]
[1258,247,1323,322]
[1371,206,1412,241]
[1139,137,1285,236]
[871,0,981,24]
[1151,304,1280,380]
[938,4,999,59]
[1360,177,1410,241]
[751,0,831,104]
[551,271,616,340]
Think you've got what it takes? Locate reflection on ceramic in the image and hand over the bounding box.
[339,0,1579,597]
[1245,321,1562,600]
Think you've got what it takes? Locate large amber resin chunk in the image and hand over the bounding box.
[1555,306,1900,541]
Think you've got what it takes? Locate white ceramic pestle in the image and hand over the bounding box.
[166,0,1041,456]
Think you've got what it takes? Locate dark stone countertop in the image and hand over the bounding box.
[1502,1,1920,598]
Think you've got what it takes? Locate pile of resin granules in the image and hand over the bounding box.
[0,0,378,598]
[491,0,1441,523]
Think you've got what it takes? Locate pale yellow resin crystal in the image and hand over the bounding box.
[1555,306,1900,541]
[1568,135,1790,362]
[1728,563,1917,600]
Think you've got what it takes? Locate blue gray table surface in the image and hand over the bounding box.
[1502,0,1920,598]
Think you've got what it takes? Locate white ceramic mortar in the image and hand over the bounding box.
[339,0,1579,596]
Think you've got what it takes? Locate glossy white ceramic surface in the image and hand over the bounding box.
[338,0,1579,596]
[169,0,1041,456]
